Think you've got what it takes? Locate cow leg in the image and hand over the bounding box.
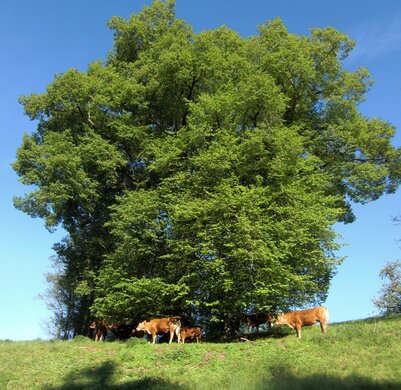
[295,324,301,339]
[152,332,157,344]
[319,320,327,333]
[169,331,174,344]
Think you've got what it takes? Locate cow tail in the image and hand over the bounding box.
[325,307,330,325]
[175,319,182,336]
[175,320,181,343]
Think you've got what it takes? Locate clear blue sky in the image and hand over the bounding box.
[1,0,401,341]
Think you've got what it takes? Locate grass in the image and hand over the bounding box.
[1,315,401,389]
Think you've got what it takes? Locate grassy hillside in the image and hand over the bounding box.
[1,315,400,389]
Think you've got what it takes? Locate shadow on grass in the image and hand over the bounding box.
[43,361,184,390]
[264,374,400,389]
[259,364,400,390]
[41,360,400,390]
[239,326,292,341]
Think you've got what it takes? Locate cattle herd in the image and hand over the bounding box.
[89,316,202,344]
[89,306,329,343]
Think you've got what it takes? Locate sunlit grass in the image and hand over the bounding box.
[1,314,400,389]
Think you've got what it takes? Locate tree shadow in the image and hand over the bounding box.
[238,326,292,341]
[43,361,184,390]
[260,364,400,389]
[39,360,400,389]
[265,374,400,389]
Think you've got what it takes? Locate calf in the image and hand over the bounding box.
[274,306,329,338]
[89,320,108,342]
[179,326,202,343]
[135,317,181,344]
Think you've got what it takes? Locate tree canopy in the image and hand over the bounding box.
[14,0,401,338]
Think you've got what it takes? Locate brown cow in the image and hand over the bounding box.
[89,320,108,341]
[179,326,202,343]
[274,306,329,338]
[244,312,276,331]
[135,317,181,344]
[107,323,134,340]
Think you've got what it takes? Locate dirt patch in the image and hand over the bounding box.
[79,346,99,353]
[185,364,202,370]
[124,367,151,373]
[203,351,214,364]
[218,353,226,360]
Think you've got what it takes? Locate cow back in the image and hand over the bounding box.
[138,317,181,333]
[284,306,328,326]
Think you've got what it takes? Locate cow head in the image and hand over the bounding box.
[274,313,288,326]
[136,321,147,332]
[89,321,97,329]
[266,312,277,326]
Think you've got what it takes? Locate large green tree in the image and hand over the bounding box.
[14,0,401,338]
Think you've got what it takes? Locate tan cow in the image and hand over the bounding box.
[274,306,329,338]
[179,326,202,343]
[89,320,108,341]
[135,317,181,344]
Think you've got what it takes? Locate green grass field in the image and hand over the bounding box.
[1,315,400,389]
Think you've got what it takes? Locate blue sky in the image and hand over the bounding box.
[1,0,401,341]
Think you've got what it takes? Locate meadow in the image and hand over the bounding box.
[1,315,400,389]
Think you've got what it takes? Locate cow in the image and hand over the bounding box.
[135,317,181,344]
[107,323,134,341]
[179,326,202,343]
[243,312,276,331]
[89,320,108,342]
[274,306,329,338]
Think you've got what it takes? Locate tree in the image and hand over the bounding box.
[14,0,401,338]
[373,261,401,315]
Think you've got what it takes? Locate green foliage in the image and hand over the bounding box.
[92,275,186,322]
[13,0,401,337]
[373,260,401,314]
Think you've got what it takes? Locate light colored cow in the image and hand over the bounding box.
[274,306,329,338]
[135,317,181,344]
